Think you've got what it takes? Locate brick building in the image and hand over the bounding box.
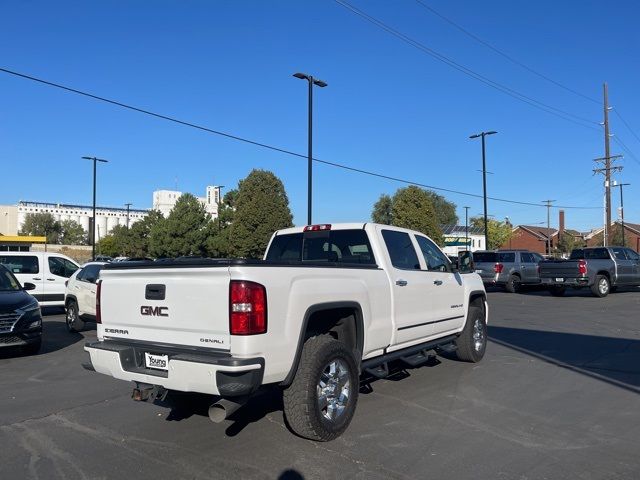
[585,221,640,251]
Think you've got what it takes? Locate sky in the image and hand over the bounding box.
[1,0,639,232]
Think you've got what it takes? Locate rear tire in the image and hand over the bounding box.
[454,305,486,363]
[549,286,566,297]
[65,301,85,332]
[283,335,359,441]
[591,275,610,298]
[505,275,521,293]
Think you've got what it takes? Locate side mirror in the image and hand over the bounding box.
[457,251,475,274]
[23,282,36,291]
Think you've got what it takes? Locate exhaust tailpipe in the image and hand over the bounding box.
[208,398,246,423]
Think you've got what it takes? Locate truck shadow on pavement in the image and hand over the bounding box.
[489,326,640,393]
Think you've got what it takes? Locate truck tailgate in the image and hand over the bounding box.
[539,261,580,278]
[99,267,231,350]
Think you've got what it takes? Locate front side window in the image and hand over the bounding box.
[0,255,39,274]
[381,230,420,270]
[48,257,79,278]
[415,236,450,272]
[625,249,640,261]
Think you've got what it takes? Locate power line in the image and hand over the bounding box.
[333,0,600,130]
[413,0,600,105]
[613,108,640,144]
[613,136,640,166]
[0,66,599,210]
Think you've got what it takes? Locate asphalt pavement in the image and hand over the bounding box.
[1,288,639,480]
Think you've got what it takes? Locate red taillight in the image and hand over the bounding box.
[95,280,102,324]
[304,224,331,232]
[229,281,267,335]
[578,259,587,276]
[494,263,504,274]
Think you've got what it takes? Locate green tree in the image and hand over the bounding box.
[609,223,632,247]
[390,186,444,245]
[149,194,214,258]
[124,210,165,257]
[371,194,393,225]
[557,232,578,255]
[229,170,293,258]
[19,213,61,243]
[471,217,513,250]
[96,235,121,257]
[207,190,237,258]
[58,219,87,245]
[425,191,458,225]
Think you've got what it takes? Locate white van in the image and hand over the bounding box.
[0,252,80,307]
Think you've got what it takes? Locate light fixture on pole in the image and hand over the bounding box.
[82,156,109,261]
[293,72,328,226]
[469,131,497,250]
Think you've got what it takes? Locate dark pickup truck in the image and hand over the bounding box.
[539,246,640,297]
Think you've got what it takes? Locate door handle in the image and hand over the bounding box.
[33,277,42,281]
[396,279,408,287]
[46,278,56,281]
[433,280,443,286]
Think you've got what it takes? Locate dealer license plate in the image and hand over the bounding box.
[555,278,564,282]
[145,352,169,371]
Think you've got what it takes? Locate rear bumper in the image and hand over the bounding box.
[84,340,264,397]
[540,277,590,287]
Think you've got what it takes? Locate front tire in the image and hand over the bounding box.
[283,335,359,441]
[591,275,610,298]
[65,301,85,332]
[455,305,486,362]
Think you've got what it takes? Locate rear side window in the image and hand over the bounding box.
[625,249,640,261]
[497,252,516,263]
[78,264,103,283]
[266,230,376,265]
[520,253,534,263]
[473,252,497,263]
[0,255,39,274]
[381,230,420,270]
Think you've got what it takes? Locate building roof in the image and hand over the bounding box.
[18,200,149,214]
[0,235,47,244]
[517,225,557,240]
[441,224,484,235]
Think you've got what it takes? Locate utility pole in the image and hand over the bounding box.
[614,182,630,246]
[603,83,612,244]
[542,200,556,256]
[469,131,497,250]
[593,155,623,246]
[81,156,109,261]
[124,203,133,228]
[464,206,470,251]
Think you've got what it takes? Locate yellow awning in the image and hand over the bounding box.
[0,236,47,244]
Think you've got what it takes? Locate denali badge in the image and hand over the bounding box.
[140,306,169,317]
[200,338,224,344]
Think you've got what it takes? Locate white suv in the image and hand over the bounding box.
[64,262,107,332]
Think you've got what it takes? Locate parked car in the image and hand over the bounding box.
[94,255,112,263]
[0,264,43,355]
[539,246,640,297]
[64,262,107,332]
[473,250,544,292]
[83,223,488,441]
[0,252,79,307]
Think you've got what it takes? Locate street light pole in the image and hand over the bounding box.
[464,206,470,250]
[293,72,328,225]
[469,131,497,249]
[614,182,630,247]
[82,156,109,260]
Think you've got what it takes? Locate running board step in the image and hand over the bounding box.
[436,343,457,354]
[400,349,435,367]
[364,363,389,379]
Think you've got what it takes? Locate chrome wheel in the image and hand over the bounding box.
[317,359,350,422]
[473,317,485,352]
[66,304,77,329]
[598,278,609,295]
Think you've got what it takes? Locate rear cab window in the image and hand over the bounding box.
[266,229,376,265]
[0,255,39,274]
[571,248,611,260]
[381,230,421,270]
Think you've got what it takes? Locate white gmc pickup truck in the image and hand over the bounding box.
[84,223,488,441]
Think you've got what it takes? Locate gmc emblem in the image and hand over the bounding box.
[140,306,169,317]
